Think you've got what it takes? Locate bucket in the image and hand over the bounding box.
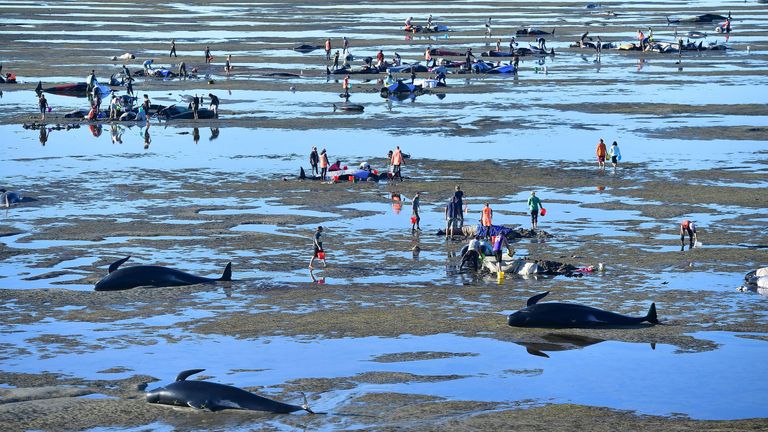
[410,216,417,224]
[540,208,547,216]
[317,251,325,259]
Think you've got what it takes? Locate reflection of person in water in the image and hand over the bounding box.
[192,127,200,144]
[110,124,123,144]
[392,193,402,214]
[143,123,151,149]
[39,127,48,146]
[209,127,219,141]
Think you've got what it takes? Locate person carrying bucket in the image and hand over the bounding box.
[528,191,544,230]
[309,226,326,269]
[411,192,421,232]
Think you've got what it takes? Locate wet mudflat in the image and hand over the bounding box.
[1,0,768,430]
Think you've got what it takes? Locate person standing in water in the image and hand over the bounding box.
[319,148,329,181]
[485,17,492,37]
[309,226,326,269]
[224,54,232,74]
[342,74,350,98]
[527,191,543,230]
[680,219,698,250]
[38,93,49,121]
[169,39,177,57]
[608,140,621,170]
[453,185,466,228]
[309,146,320,176]
[204,46,212,64]
[324,38,332,60]
[208,93,219,117]
[391,145,404,181]
[596,138,607,169]
[411,192,421,232]
[481,202,493,238]
[445,196,459,239]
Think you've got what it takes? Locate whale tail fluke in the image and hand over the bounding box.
[300,392,314,414]
[220,262,232,281]
[646,303,659,324]
[108,256,131,273]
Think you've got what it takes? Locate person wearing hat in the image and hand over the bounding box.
[309,226,326,269]
[527,191,543,230]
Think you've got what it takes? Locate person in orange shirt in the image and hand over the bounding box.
[342,75,350,98]
[391,146,404,181]
[596,138,607,169]
[481,202,493,238]
[680,219,698,250]
[319,148,329,181]
[324,38,332,60]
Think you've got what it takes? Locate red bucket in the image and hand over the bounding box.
[540,208,547,217]
[410,216,417,224]
[317,251,325,259]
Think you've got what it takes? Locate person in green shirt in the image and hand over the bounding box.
[527,191,543,230]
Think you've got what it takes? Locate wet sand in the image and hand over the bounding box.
[2,0,768,430]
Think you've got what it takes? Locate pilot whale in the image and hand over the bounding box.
[146,369,313,414]
[94,256,232,291]
[508,291,659,328]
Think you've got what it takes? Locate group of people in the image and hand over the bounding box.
[595,138,621,170]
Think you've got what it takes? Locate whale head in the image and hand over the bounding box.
[508,309,532,327]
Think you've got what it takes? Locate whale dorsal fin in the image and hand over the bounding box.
[527,291,549,306]
[176,369,205,382]
[108,256,131,273]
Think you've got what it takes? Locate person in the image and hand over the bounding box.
[342,74,350,98]
[596,138,607,169]
[465,48,475,70]
[108,94,118,120]
[332,50,340,69]
[424,46,432,67]
[391,145,404,181]
[509,37,517,52]
[453,186,466,228]
[385,71,396,86]
[225,54,232,74]
[445,196,459,238]
[191,94,200,120]
[537,37,547,50]
[513,55,520,71]
[319,148,329,181]
[142,94,151,118]
[481,202,492,238]
[459,237,482,271]
[125,75,134,96]
[426,14,433,31]
[309,226,326,269]
[410,67,416,84]
[496,38,501,52]
[169,39,177,57]
[492,232,511,273]
[637,29,645,51]
[205,46,212,63]
[411,192,421,232]
[38,93,48,121]
[527,191,543,230]
[324,38,332,60]
[309,146,320,176]
[208,93,219,117]
[376,50,384,67]
[404,16,413,31]
[328,160,341,171]
[92,87,102,113]
[485,17,492,37]
[86,69,96,97]
[680,219,698,249]
[178,61,187,78]
[608,140,621,169]
[435,69,446,85]
[392,52,402,66]
[342,36,349,51]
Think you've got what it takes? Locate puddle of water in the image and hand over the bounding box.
[1,321,765,420]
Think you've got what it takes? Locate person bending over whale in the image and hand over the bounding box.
[680,219,698,250]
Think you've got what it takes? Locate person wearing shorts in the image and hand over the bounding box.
[309,226,326,269]
[680,219,697,249]
[527,191,542,230]
[596,138,607,169]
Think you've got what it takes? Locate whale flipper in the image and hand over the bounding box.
[526,348,550,358]
[527,291,550,306]
[108,256,131,273]
[219,263,232,281]
[646,303,659,324]
[176,368,206,382]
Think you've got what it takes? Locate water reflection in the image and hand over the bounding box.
[38,127,48,145]
[143,123,151,149]
[192,127,200,144]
